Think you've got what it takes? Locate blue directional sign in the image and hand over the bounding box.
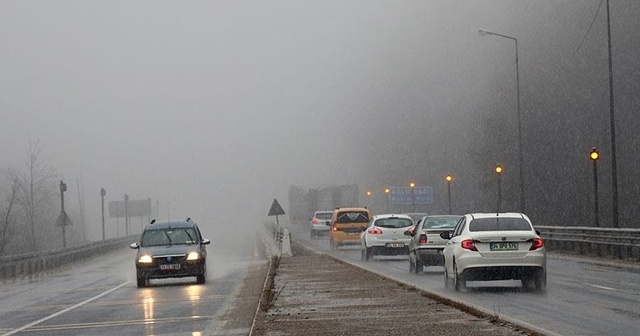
[389,187,433,205]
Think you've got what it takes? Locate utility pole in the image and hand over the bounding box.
[100,188,106,240]
[60,181,67,248]
[124,194,129,236]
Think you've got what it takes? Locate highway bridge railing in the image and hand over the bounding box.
[537,226,640,261]
[0,235,137,280]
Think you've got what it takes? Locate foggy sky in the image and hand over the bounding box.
[1,1,633,239]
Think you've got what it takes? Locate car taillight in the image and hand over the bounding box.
[332,226,338,232]
[461,239,478,251]
[311,218,320,223]
[529,237,544,250]
[418,233,428,245]
[367,227,383,235]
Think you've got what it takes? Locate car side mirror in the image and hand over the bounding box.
[202,238,211,245]
[439,231,451,240]
[404,228,415,236]
[130,242,139,249]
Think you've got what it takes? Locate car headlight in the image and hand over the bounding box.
[187,252,200,260]
[138,255,153,263]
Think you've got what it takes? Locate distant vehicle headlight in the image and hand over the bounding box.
[138,255,153,263]
[187,252,200,260]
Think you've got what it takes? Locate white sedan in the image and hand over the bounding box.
[361,214,414,261]
[441,213,546,293]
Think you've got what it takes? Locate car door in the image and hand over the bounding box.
[444,217,466,274]
[409,217,424,253]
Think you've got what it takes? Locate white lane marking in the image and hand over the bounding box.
[585,283,621,292]
[2,282,129,336]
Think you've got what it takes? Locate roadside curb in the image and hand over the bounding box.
[249,255,277,336]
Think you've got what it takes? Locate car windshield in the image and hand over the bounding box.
[336,211,369,223]
[424,217,460,229]
[315,212,332,220]
[469,218,532,232]
[375,218,413,228]
[141,228,198,246]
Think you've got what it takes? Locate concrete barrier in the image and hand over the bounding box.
[537,226,640,261]
[0,235,137,280]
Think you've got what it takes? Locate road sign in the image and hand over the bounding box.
[109,199,151,218]
[268,199,286,216]
[389,187,433,205]
[55,211,74,227]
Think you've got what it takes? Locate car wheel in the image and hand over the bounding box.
[454,262,466,291]
[136,276,147,288]
[409,254,415,273]
[522,271,547,293]
[196,273,206,284]
[361,247,367,261]
[414,259,422,274]
[330,239,336,250]
[365,247,373,261]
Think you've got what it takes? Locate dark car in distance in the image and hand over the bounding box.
[130,218,210,287]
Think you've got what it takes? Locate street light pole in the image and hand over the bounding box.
[409,182,416,212]
[384,188,390,213]
[495,164,503,213]
[605,0,619,228]
[590,148,600,227]
[479,28,525,213]
[446,175,453,215]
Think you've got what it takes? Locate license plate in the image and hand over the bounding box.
[346,232,360,236]
[490,242,518,251]
[160,264,181,270]
[387,242,404,248]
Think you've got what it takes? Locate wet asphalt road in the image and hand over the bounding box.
[0,240,267,336]
[293,224,640,336]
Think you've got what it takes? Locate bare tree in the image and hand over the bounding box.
[17,141,57,247]
[0,169,21,256]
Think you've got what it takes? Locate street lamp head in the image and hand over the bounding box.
[446,175,453,182]
[590,147,600,161]
[384,188,390,194]
[366,191,372,196]
[409,182,415,188]
[495,164,503,175]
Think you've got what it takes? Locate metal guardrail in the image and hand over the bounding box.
[537,226,640,261]
[0,235,138,280]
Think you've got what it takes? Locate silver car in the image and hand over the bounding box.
[406,215,461,273]
[309,210,333,238]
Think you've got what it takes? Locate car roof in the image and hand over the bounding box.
[334,207,369,212]
[467,212,526,219]
[314,210,334,214]
[145,219,197,230]
[373,214,412,220]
